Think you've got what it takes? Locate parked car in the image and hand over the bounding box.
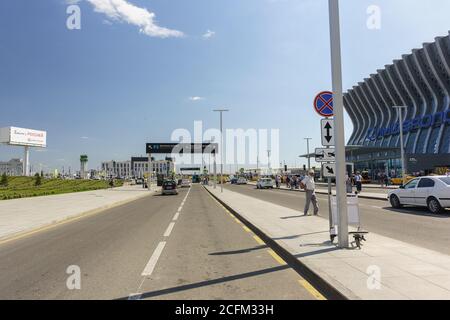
[162,180,178,195]
[257,178,274,189]
[388,176,450,214]
[230,176,238,184]
[180,179,191,188]
[236,177,248,185]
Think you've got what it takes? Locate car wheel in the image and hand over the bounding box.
[427,197,444,214]
[390,195,402,208]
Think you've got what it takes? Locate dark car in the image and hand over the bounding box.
[162,180,178,195]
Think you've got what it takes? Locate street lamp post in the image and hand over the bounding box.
[328,0,348,248]
[393,106,408,184]
[213,109,229,193]
[304,138,312,170]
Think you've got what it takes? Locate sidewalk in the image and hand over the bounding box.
[0,185,158,241]
[248,181,388,201]
[206,186,450,300]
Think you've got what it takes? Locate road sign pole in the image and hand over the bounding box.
[328,0,348,248]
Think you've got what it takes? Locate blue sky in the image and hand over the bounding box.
[1,0,449,172]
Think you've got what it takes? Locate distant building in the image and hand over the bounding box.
[102,157,175,179]
[0,158,23,176]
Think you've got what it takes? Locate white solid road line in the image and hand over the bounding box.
[173,211,180,221]
[142,241,166,276]
[163,222,176,237]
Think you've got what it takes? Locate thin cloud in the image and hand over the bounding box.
[81,136,89,139]
[86,0,183,38]
[202,30,215,39]
[189,96,205,101]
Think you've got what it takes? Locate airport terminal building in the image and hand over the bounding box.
[344,32,450,178]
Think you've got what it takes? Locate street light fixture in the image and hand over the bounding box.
[213,109,229,193]
[393,106,408,185]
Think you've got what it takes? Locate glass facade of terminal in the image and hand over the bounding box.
[344,32,450,179]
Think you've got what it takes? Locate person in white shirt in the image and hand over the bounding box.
[301,170,319,216]
[354,171,362,193]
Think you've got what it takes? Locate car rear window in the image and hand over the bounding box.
[439,177,450,185]
[163,181,175,186]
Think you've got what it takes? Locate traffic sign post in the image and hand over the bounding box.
[314,91,334,117]
[321,119,335,146]
[322,163,336,177]
[315,148,335,162]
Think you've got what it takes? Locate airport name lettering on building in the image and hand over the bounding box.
[366,109,450,141]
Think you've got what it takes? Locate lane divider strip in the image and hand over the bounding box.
[141,241,166,276]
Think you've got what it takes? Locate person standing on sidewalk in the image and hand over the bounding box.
[354,171,362,194]
[301,170,319,216]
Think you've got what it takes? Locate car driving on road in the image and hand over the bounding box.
[256,177,274,189]
[236,177,248,185]
[388,176,450,214]
[162,180,178,195]
[180,179,191,188]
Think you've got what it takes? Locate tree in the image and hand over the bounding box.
[0,173,8,187]
[34,173,42,186]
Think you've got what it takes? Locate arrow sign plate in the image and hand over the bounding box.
[321,119,335,146]
[315,148,336,162]
[322,162,336,177]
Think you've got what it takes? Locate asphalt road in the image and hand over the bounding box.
[223,184,450,256]
[0,185,318,300]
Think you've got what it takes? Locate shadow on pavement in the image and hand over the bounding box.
[384,206,450,218]
[208,245,267,256]
[115,265,290,300]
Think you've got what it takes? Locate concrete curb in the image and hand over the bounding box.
[204,186,348,300]
[248,182,388,202]
[0,189,157,244]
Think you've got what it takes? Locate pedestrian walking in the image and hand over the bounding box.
[354,171,362,194]
[345,173,353,194]
[300,170,319,216]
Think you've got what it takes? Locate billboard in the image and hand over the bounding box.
[0,127,47,147]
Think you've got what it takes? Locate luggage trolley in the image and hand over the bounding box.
[329,194,368,249]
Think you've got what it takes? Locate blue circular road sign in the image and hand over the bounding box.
[314,91,334,117]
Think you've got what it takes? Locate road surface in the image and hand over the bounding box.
[0,185,317,300]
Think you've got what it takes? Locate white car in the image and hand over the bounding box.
[257,178,274,189]
[180,179,191,188]
[236,177,248,185]
[388,176,450,214]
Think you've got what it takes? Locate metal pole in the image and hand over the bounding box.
[267,150,271,175]
[304,138,312,170]
[220,112,224,192]
[213,109,229,192]
[23,146,30,176]
[328,0,348,248]
[394,106,407,185]
[213,153,217,189]
[147,153,152,191]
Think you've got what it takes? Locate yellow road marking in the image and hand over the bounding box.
[253,235,265,245]
[268,249,286,265]
[205,187,325,301]
[298,279,326,300]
